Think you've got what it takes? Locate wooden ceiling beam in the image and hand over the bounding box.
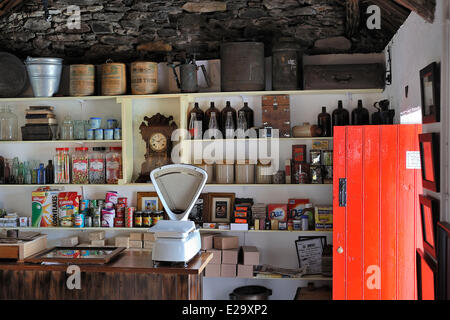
[391,0,435,23]
[346,0,360,38]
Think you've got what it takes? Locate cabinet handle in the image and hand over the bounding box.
[337,247,344,254]
[339,178,347,207]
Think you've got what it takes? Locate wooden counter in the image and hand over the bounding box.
[0,251,212,300]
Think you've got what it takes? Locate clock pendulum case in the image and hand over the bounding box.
[136,113,178,183]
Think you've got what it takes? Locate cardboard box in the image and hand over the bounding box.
[205,264,221,278]
[60,236,78,247]
[222,249,238,264]
[91,239,105,246]
[200,233,215,250]
[143,232,155,241]
[115,236,130,248]
[129,240,143,248]
[237,264,254,278]
[88,231,105,241]
[267,204,288,222]
[241,246,260,266]
[31,189,59,227]
[220,264,237,278]
[213,236,239,250]
[143,240,155,249]
[292,144,307,162]
[230,223,248,231]
[129,232,143,241]
[315,206,333,231]
[288,199,310,220]
[207,249,222,264]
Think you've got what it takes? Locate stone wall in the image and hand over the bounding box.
[0,0,399,63]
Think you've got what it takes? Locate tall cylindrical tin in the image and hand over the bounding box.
[70,64,95,96]
[220,42,265,92]
[101,61,126,96]
[272,40,301,90]
[130,61,158,95]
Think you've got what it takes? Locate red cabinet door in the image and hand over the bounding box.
[333,125,422,300]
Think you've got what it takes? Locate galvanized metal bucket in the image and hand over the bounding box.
[25,57,63,97]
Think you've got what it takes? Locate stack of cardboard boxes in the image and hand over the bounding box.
[202,234,260,278]
[115,232,155,249]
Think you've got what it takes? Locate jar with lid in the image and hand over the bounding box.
[89,147,106,184]
[54,148,70,184]
[60,116,74,140]
[72,147,89,184]
[106,147,122,184]
[142,211,151,227]
[235,160,256,184]
[134,211,143,227]
[0,105,18,141]
[256,160,272,184]
[215,161,234,184]
[302,203,315,230]
[73,120,85,140]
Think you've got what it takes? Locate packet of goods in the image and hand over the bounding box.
[315,206,333,231]
[58,192,79,227]
[31,188,59,227]
[101,208,115,228]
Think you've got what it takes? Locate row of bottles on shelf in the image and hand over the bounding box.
[188,101,254,140]
[317,99,395,136]
[0,147,122,185]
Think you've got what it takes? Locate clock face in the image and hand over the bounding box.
[149,133,167,152]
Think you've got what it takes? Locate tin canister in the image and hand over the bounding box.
[126,207,135,228]
[118,197,128,205]
[104,129,114,140]
[310,150,322,165]
[86,129,94,140]
[101,208,115,228]
[85,215,92,228]
[74,214,84,228]
[323,150,333,166]
[96,199,104,208]
[70,64,95,96]
[293,219,302,230]
[130,61,158,95]
[93,211,101,227]
[101,61,127,96]
[114,128,121,140]
[80,199,89,214]
[116,203,126,218]
[105,191,118,204]
[94,128,104,140]
[114,217,124,227]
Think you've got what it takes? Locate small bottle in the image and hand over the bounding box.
[236,111,248,138]
[18,162,24,184]
[332,100,350,129]
[351,100,370,125]
[220,101,237,134]
[37,163,46,184]
[188,113,197,140]
[239,102,254,129]
[24,161,31,184]
[11,157,19,184]
[46,160,54,184]
[301,215,309,231]
[204,102,221,132]
[187,102,204,136]
[207,112,220,139]
[318,107,332,137]
[225,111,235,139]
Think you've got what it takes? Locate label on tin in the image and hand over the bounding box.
[406,151,421,169]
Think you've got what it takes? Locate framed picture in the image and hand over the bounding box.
[206,193,235,223]
[137,192,163,211]
[419,133,440,192]
[437,222,450,300]
[188,193,208,223]
[416,248,437,300]
[419,195,440,259]
[420,62,440,124]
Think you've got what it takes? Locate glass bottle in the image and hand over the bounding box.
[332,100,350,131]
[236,111,248,138]
[220,101,237,135]
[188,113,197,140]
[187,102,204,137]
[60,116,74,140]
[11,157,19,184]
[4,159,11,184]
[0,156,4,184]
[31,161,38,184]
[351,100,370,125]
[37,163,46,184]
[239,102,254,129]
[204,102,221,135]
[74,120,86,140]
[24,161,31,184]
[225,111,235,139]
[318,107,332,137]
[0,105,18,141]
[206,112,220,139]
[45,160,54,184]
[18,162,24,184]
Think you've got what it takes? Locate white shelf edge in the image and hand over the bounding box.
[0,140,122,144]
[182,137,333,143]
[0,227,150,231]
[199,229,332,234]
[0,183,333,188]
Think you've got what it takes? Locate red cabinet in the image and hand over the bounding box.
[333,125,423,300]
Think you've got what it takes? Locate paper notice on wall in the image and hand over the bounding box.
[406,151,421,169]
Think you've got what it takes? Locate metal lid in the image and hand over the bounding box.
[150,164,207,221]
[25,57,63,65]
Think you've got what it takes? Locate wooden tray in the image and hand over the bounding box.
[25,246,126,265]
[0,234,47,261]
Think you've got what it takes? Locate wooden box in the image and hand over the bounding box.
[262,95,291,138]
[303,63,385,90]
[0,234,47,261]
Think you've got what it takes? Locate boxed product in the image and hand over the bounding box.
[58,192,79,227]
[207,249,222,264]
[312,140,330,150]
[129,240,143,248]
[240,246,260,265]
[292,145,307,162]
[285,159,292,184]
[115,236,130,248]
[61,236,79,247]
[203,222,217,229]
[288,199,310,220]
[315,206,333,231]
[143,240,155,249]
[213,236,239,250]
[267,204,288,222]
[31,188,59,227]
[237,264,254,278]
[205,264,221,278]
[200,233,215,250]
[220,264,237,278]
[130,232,143,241]
[143,232,156,241]
[19,217,29,227]
[91,239,105,246]
[230,223,248,231]
[222,249,238,264]
[88,230,105,241]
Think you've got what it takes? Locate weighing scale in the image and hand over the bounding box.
[149,164,208,266]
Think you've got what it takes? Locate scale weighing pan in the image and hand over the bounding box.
[150,164,208,221]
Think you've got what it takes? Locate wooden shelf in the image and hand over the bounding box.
[200,229,332,234]
[0,227,149,231]
[0,140,122,144]
[205,275,332,281]
[182,137,333,143]
[0,89,384,103]
[0,183,332,188]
